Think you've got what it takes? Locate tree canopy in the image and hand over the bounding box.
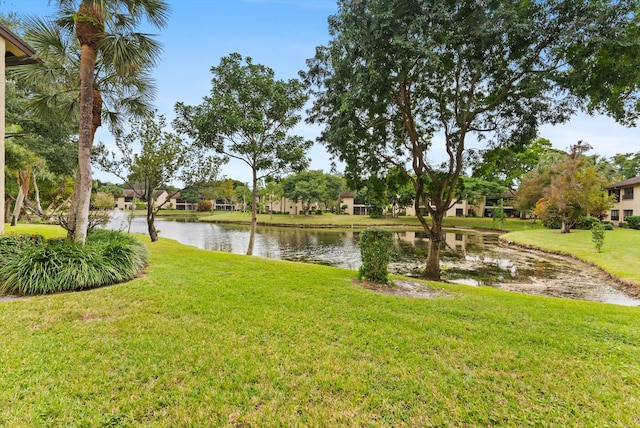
[305,0,638,279]
[281,170,343,215]
[174,53,312,255]
[517,142,614,232]
[96,113,220,241]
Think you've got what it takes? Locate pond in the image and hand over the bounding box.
[106,213,640,306]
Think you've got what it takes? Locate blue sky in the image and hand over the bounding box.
[2,0,639,184]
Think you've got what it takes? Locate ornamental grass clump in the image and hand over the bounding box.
[358,229,394,284]
[0,229,147,296]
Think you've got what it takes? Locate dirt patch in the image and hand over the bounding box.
[0,295,32,303]
[356,278,451,299]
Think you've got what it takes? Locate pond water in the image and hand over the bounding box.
[106,213,640,306]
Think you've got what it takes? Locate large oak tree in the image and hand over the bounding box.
[305,0,638,280]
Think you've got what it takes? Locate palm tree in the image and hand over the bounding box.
[18,0,168,243]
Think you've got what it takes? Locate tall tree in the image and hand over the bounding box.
[611,152,640,179]
[14,1,169,243]
[305,0,637,280]
[282,170,338,215]
[96,113,220,242]
[471,138,557,190]
[174,53,312,255]
[529,142,614,233]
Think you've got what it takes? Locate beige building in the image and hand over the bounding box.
[605,176,640,225]
[116,189,199,211]
[340,190,517,218]
[1,24,39,234]
[265,196,315,215]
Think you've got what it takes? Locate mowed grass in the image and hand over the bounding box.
[192,210,541,232]
[1,224,639,426]
[504,228,640,284]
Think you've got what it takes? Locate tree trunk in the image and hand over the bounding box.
[71,4,101,244]
[31,170,44,217]
[423,214,444,280]
[561,216,571,234]
[147,200,158,242]
[4,197,11,223]
[246,170,258,255]
[10,185,25,226]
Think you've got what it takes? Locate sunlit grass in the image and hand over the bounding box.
[0,224,638,426]
[503,228,640,284]
[190,211,542,232]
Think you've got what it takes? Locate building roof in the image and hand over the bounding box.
[0,23,40,67]
[605,176,640,189]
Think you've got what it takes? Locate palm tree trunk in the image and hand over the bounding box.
[73,42,97,244]
[72,4,102,244]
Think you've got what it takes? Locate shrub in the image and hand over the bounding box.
[625,215,640,230]
[0,234,44,262]
[580,216,601,230]
[198,200,212,212]
[591,222,605,253]
[602,222,614,230]
[0,230,148,296]
[358,229,394,284]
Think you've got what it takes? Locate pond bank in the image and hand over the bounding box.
[500,237,640,299]
[107,214,640,306]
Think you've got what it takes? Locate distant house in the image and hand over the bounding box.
[115,189,139,210]
[116,189,198,211]
[340,189,517,218]
[171,192,199,211]
[605,176,640,225]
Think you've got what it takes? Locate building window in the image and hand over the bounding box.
[623,187,634,200]
[455,208,463,216]
[624,210,634,219]
[611,210,619,221]
[609,189,620,202]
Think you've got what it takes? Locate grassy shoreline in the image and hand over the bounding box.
[0,223,639,425]
[150,210,542,232]
[503,228,640,288]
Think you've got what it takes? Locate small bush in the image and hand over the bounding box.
[358,229,394,284]
[580,216,601,230]
[0,234,44,262]
[602,222,614,230]
[591,222,605,253]
[0,230,148,296]
[625,215,640,230]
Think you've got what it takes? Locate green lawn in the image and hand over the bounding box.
[1,224,638,426]
[161,210,542,232]
[504,228,640,285]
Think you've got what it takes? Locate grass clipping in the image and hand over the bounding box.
[0,229,148,296]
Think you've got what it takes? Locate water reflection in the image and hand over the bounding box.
[106,213,640,306]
